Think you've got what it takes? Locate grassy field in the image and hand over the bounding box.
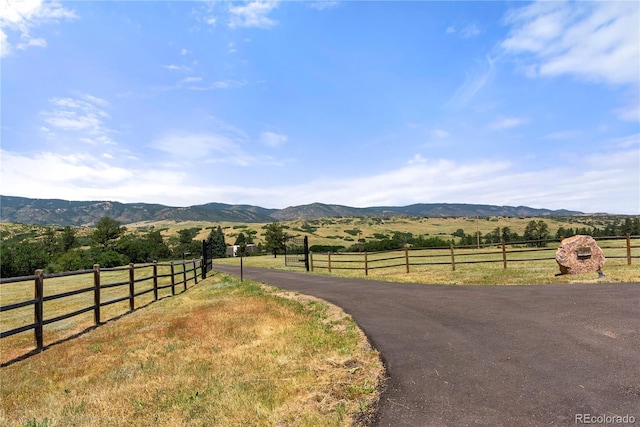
[121,215,617,248]
[0,272,384,427]
[2,214,634,251]
[215,238,640,285]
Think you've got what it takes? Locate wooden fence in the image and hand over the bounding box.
[309,235,639,275]
[0,258,203,357]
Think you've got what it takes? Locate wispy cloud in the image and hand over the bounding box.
[432,129,450,139]
[309,1,341,11]
[447,55,496,108]
[541,130,581,140]
[3,143,637,213]
[615,102,640,123]
[0,0,77,57]
[445,23,481,38]
[182,79,247,91]
[501,1,640,86]
[489,116,528,130]
[39,94,117,145]
[228,1,279,29]
[260,131,287,147]
[162,64,192,73]
[461,24,481,38]
[149,121,284,167]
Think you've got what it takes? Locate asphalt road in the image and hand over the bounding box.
[213,265,640,426]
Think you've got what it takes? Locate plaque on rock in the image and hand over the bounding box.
[555,235,605,275]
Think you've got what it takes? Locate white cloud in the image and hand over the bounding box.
[182,80,247,91]
[502,1,640,86]
[40,94,117,145]
[259,131,287,147]
[447,55,495,108]
[0,0,77,57]
[149,126,277,167]
[542,130,581,140]
[2,144,637,214]
[228,1,278,29]
[162,64,192,72]
[461,24,481,38]
[0,149,193,205]
[615,103,640,123]
[309,1,340,11]
[180,48,191,56]
[180,76,203,84]
[432,129,450,139]
[151,132,237,158]
[446,24,480,38]
[489,116,528,130]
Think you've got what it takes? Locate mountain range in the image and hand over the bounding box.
[0,195,584,227]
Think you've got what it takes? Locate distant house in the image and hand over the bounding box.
[226,244,258,257]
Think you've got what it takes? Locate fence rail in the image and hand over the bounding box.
[310,235,639,275]
[1,258,203,356]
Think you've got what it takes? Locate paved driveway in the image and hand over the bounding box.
[213,265,640,426]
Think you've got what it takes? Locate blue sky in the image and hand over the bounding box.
[1,0,639,214]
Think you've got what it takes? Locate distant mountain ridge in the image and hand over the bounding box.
[0,195,584,226]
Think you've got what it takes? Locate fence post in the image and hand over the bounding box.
[193,259,198,285]
[627,233,632,266]
[93,264,101,325]
[34,269,44,351]
[152,261,159,301]
[502,241,507,269]
[202,240,207,280]
[328,253,332,273]
[128,263,135,311]
[365,251,368,276]
[405,248,409,273]
[310,252,314,272]
[170,262,176,296]
[304,236,310,272]
[450,244,456,271]
[183,260,188,292]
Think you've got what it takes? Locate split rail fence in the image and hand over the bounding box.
[1,258,204,359]
[309,235,639,275]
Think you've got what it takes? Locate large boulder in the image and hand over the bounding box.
[555,235,605,275]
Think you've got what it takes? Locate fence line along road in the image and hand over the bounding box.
[1,258,206,359]
[309,235,638,275]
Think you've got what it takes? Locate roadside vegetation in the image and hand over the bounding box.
[0,273,384,426]
[1,215,638,277]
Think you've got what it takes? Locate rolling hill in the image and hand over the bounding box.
[0,195,583,226]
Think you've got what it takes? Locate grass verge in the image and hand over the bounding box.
[0,272,384,427]
[214,254,639,285]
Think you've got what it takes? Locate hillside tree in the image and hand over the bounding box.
[524,220,550,247]
[207,226,227,258]
[92,217,126,249]
[263,222,287,257]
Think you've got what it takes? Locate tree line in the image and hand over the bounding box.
[0,218,292,278]
[2,217,637,277]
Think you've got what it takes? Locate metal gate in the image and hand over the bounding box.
[285,236,309,271]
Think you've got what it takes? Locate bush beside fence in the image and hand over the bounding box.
[1,258,204,360]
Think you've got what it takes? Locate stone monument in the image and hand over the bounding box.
[555,235,605,275]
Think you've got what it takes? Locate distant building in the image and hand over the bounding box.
[226,244,258,257]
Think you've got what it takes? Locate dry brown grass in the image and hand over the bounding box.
[0,273,384,427]
[122,216,607,248]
